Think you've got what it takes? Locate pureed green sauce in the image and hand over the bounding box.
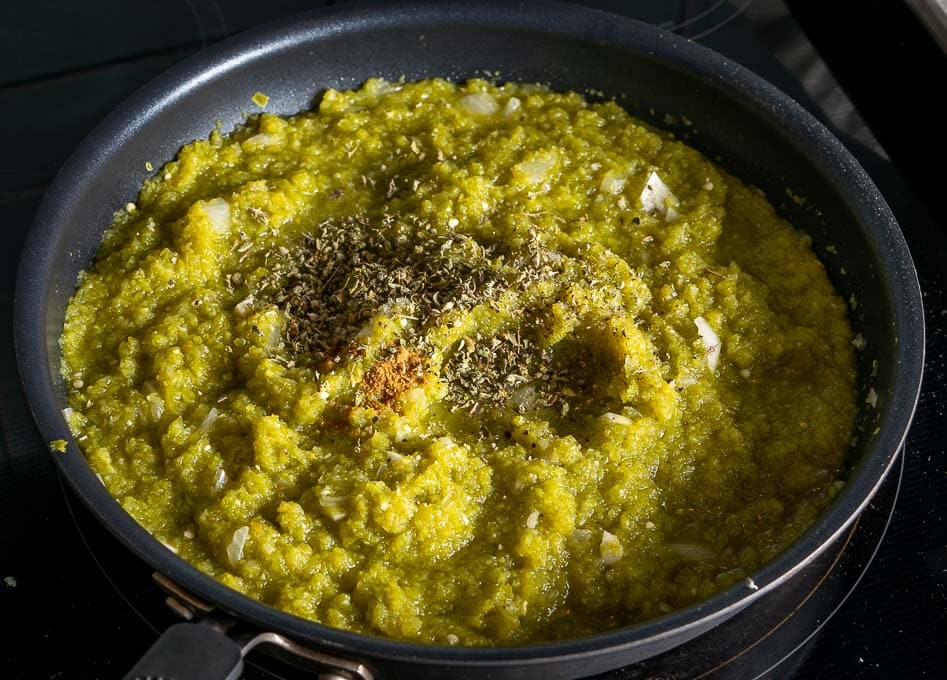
[60,78,856,645]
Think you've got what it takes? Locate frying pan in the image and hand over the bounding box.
[13,1,924,678]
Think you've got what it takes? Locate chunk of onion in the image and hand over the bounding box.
[372,79,403,95]
[234,296,255,318]
[677,374,698,388]
[147,395,165,421]
[204,198,231,233]
[503,96,521,116]
[227,525,250,564]
[601,412,633,426]
[510,385,538,409]
[459,92,499,115]
[244,133,279,149]
[200,407,218,432]
[600,530,624,565]
[600,172,627,195]
[639,171,679,220]
[526,510,540,530]
[265,323,281,350]
[318,494,349,520]
[516,152,557,185]
[694,316,721,371]
[214,467,228,491]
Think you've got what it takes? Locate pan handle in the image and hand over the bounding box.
[121,573,375,680]
[122,621,244,680]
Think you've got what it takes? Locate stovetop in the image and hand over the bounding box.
[1,2,945,678]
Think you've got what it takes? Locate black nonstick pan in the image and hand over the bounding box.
[13,2,924,679]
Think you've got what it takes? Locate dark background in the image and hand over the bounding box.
[1,1,944,678]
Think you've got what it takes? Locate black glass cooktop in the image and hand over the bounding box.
[1,2,945,678]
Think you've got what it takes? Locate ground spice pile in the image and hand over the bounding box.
[361,346,427,408]
[257,213,505,361]
[256,212,571,412]
[444,331,574,415]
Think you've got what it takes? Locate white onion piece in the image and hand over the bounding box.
[227,525,250,564]
[678,374,698,388]
[511,385,538,409]
[459,92,499,115]
[373,79,403,95]
[526,510,540,529]
[516,152,557,185]
[318,494,349,520]
[234,296,254,318]
[214,467,228,491]
[200,407,218,432]
[503,96,521,116]
[866,388,878,408]
[600,172,627,195]
[62,407,74,421]
[694,316,721,371]
[265,322,281,350]
[601,412,633,426]
[244,133,279,149]
[204,198,231,233]
[639,171,679,220]
[393,422,414,442]
[402,387,428,411]
[600,530,624,565]
[148,395,165,421]
[669,541,714,561]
